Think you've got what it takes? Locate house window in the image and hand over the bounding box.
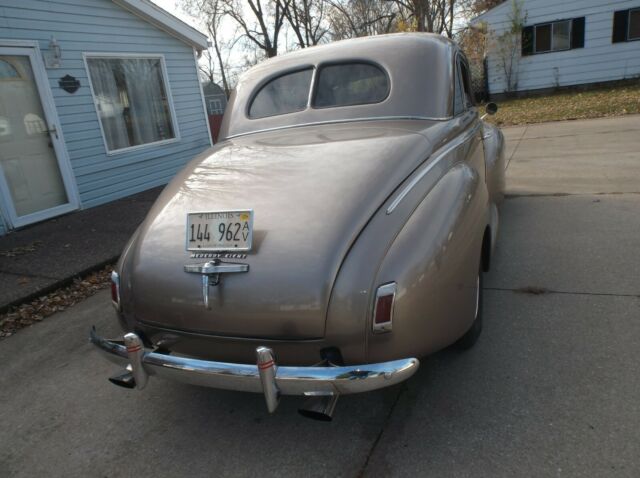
[522,18,585,55]
[613,8,640,42]
[209,98,224,115]
[85,56,177,153]
[0,59,21,79]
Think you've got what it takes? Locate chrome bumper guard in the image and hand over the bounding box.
[89,328,419,413]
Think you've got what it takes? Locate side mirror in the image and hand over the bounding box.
[485,102,498,115]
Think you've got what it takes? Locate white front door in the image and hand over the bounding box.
[0,44,78,228]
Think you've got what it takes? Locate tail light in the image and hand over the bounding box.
[111,271,121,311]
[373,282,396,333]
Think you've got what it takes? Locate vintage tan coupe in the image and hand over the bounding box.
[91,33,505,420]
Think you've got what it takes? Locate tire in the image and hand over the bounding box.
[455,263,483,350]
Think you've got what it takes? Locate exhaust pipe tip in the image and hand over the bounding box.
[298,394,339,421]
[108,370,136,389]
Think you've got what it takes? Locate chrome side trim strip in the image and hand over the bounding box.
[225,115,451,140]
[386,123,481,214]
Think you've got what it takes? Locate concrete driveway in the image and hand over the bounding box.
[1,115,639,477]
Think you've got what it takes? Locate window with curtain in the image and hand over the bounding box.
[86,56,176,152]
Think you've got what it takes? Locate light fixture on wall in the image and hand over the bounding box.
[45,36,62,69]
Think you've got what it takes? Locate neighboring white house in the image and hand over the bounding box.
[471,0,640,96]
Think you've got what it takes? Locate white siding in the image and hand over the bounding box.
[476,0,640,94]
[0,0,211,226]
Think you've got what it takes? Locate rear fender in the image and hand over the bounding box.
[367,162,488,362]
[482,122,506,204]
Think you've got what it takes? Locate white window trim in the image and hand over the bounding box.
[533,20,572,54]
[82,52,181,156]
[0,40,80,228]
[629,8,640,41]
[193,48,213,146]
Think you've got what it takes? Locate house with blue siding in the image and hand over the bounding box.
[0,0,212,235]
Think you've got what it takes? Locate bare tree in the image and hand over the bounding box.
[223,0,289,58]
[459,0,505,17]
[328,0,398,40]
[180,0,235,97]
[279,0,330,47]
[391,0,457,37]
[488,0,525,94]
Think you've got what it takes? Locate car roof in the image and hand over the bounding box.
[220,33,459,139]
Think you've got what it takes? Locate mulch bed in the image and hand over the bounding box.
[0,264,113,340]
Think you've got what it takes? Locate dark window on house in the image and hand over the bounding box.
[632,9,640,39]
[522,17,585,55]
[535,24,552,52]
[613,8,640,42]
[313,62,389,108]
[249,68,313,119]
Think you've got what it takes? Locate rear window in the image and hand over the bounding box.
[249,68,313,118]
[313,63,389,108]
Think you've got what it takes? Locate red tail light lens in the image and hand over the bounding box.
[111,271,121,311]
[373,282,396,333]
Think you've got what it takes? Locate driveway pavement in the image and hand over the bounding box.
[1,115,639,477]
[0,187,163,311]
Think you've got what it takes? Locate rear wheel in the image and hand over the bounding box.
[455,265,483,350]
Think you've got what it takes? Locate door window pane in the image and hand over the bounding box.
[0,55,67,217]
[249,69,312,118]
[535,24,552,52]
[453,64,465,115]
[552,20,571,50]
[86,57,176,152]
[313,63,389,108]
[630,9,640,40]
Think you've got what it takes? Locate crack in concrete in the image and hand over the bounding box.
[517,127,640,141]
[485,287,640,299]
[505,125,527,171]
[358,385,406,477]
[0,269,60,281]
[504,191,640,199]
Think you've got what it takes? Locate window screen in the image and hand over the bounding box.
[249,68,313,118]
[313,63,388,108]
[552,20,571,50]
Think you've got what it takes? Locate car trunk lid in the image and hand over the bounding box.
[128,122,435,339]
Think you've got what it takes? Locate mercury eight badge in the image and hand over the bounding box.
[90,33,505,421]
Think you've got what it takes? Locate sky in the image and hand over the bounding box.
[151,0,204,31]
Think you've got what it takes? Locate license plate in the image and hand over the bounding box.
[186,210,253,251]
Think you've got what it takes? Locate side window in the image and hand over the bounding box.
[459,60,474,108]
[249,68,313,119]
[453,63,465,116]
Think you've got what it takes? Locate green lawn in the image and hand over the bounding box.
[484,83,640,126]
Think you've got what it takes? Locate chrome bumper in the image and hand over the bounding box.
[89,328,419,413]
